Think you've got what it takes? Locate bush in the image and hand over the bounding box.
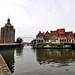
[0,69,1,75]
[16,37,23,43]
[51,44,63,47]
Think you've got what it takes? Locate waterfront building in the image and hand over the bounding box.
[74,33,75,38]
[57,28,65,37]
[0,18,15,43]
[51,30,59,44]
[57,28,66,44]
[36,28,75,46]
[66,31,74,43]
[74,33,75,44]
[44,31,51,45]
[36,31,45,46]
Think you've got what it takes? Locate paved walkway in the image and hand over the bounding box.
[0,54,12,75]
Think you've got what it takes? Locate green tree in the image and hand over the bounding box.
[16,37,23,43]
[31,39,36,46]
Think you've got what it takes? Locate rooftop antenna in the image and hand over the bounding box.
[7,14,11,24]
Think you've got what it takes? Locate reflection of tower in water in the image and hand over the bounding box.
[16,47,23,56]
[0,48,15,73]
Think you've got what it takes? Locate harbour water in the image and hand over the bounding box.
[0,46,75,75]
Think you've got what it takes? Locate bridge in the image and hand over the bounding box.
[22,36,35,43]
[22,37,35,39]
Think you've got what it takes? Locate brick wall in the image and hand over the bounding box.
[0,24,15,43]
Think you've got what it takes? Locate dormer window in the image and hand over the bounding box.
[53,34,55,36]
[39,33,41,35]
[59,35,62,37]
[60,32,63,33]
[67,36,70,38]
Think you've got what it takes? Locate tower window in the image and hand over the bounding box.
[59,35,62,37]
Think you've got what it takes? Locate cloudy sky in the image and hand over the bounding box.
[0,0,75,42]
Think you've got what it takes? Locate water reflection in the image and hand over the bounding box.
[0,48,15,73]
[0,46,75,75]
[16,47,23,56]
[0,47,23,73]
[33,49,75,66]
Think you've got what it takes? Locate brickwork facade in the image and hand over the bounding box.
[36,28,74,45]
[0,18,15,43]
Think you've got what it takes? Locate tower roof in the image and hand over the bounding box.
[7,18,11,25]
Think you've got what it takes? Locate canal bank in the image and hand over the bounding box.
[32,44,75,49]
[0,43,23,48]
[32,46,72,49]
[0,54,12,75]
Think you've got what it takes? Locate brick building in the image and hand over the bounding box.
[45,31,51,42]
[0,18,15,43]
[36,31,44,46]
[51,30,59,44]
[36,28,75,46]
[66,31,74,43]
[57,28,66,44]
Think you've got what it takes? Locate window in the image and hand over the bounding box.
[46,34,48,36]
[8,33,10,42]
[60,32,63,33]
[37,37,43,39]
[38,40,40,43]
[8,29,10,31]
[41,40,43,42]
[52,40,56,42]
[69,39,71,42]
[67,36,70,38]
[53,34,55,36]
[59,35,62,37]
[72,40,74,43]
[46,40,48,42]
[52,37,55,39]
[39,33,41,35]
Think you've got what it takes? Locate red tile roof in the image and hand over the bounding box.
[36,31,44,37]
[57,28,65,34]
[66,31,74,38]
[51,31,57,36]
[51,39,58,40]
[42,32,45,36]
[45,31,49,34]
[67,37,74,39]
[36,39,44,40]
[59,37,66,40]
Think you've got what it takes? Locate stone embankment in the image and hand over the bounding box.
[0,54,12,75]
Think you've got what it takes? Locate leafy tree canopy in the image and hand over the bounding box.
[16,37,23,43]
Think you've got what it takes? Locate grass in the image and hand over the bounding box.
[33,46,44,48]
[33,44,63,48]
[51,44,63,47]
[0,69,1,75]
